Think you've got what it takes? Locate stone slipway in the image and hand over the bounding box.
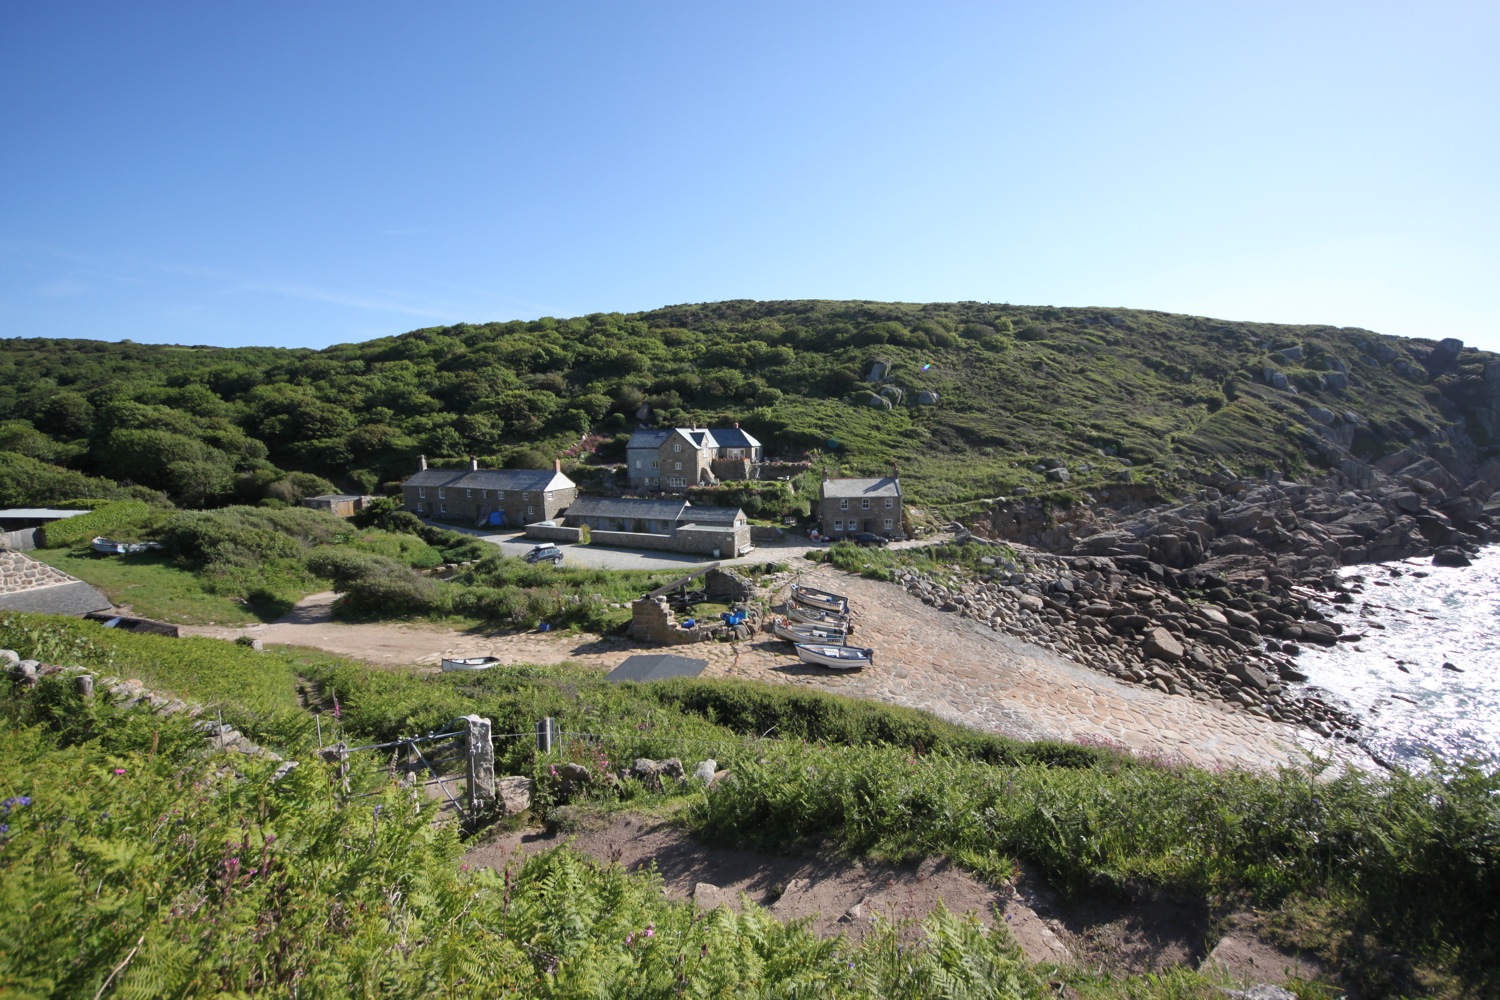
[0,550,111,616]
[710,565,1347,772]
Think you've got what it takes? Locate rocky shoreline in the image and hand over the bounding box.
[922,463,1500,750]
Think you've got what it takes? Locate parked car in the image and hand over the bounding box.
[853,532,890,548]
[523,543,564,565]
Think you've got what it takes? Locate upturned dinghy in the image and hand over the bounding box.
[789,584,849,614]
[787,603,852,629]
[440,656,503,672]
[772,616,848,645]
[794,643,873,671]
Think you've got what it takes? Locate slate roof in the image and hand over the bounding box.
[677,428,718,450]
[0,509,89,520]
[680,505,744,525]
[403,468,575,492]
[821,476,902,499]
[606,654,707,683]
[710,426,761,450]
[0,581,112,616]
[626,429,672,450]
[564,497,689,521]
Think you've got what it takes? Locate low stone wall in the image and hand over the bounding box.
[1,528,37,551]
[749,525,784,543]
[523,524,583,543]
[0,550,76,595]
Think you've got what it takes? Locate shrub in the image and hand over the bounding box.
[37,501,154,548]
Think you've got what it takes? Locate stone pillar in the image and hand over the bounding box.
[460,714,495,813]
[75,674,94,698]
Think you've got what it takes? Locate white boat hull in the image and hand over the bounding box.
[772,618,848,645]
[790,584,849,613]
[794,643,872,671]
[441,656,503,672]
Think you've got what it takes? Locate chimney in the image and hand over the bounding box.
[554,457,562,474]
[690,418,697,430]
[892,462,900,479]
[418,454,427,471]
[469,456,479,471]
[733,421,740,429]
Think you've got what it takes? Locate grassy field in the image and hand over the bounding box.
[29,546,273,624]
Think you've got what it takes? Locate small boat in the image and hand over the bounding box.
[790,584,849,613]
[794,643,873,671]
[440,656,503,672]
[787,603,852,629]
[772,616,847,645]
[92,537,159,555]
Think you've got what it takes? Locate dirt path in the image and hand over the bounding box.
[465,812,1324,985]
[181,567,1350,771]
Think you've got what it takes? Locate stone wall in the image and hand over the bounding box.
[629,596,714,645]
[1,528,38,551]
[0,550,76,595]
[523,524,583,543]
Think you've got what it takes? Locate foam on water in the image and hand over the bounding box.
[1295,545,1500,768]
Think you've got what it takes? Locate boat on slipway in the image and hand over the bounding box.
[440,656,503,672]
[786,603,852,629]
[772,616,848,645]
[794,643,873,671]
[789,584,849,614]
[91,537,161,555]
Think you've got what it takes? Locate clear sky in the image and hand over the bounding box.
[3,1,1496,352]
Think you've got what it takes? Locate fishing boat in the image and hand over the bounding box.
[794,643,873,671]
[91,537,159,555]
[440,656,503,672]
[789,584,849,613]
[772,616,848,645]
[786,603,852,629]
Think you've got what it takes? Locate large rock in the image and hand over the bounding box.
[497,776,534,815]
[1143,627,1184,661]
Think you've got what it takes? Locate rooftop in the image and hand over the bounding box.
[403,467,575,492]
[821,476,902,499]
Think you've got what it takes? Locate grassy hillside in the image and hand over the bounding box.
[4,302,1496,516]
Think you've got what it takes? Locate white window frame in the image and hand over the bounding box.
[885,498,893,509]
[466,489,472,499]
[439,503,447,515]
[674,461,682,471]
[651,459,659,469]
[635,459,642,469]
[418,488,426,499]
[438,488,445,499]
[527,506,535,520]
[834,519,843,531]
[839,499,848,510]
[674,443,682,452]
[883,518,893,530]
[861,499,870,510]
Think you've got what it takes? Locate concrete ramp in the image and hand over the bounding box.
[0,551,112,616]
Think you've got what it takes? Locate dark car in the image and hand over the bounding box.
[853,532,890,548]
[523,543,564,565]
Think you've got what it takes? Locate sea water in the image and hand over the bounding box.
[1295,545,1500,769]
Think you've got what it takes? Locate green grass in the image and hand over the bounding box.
[29,546,274,624]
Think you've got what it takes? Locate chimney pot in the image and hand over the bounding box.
[555,457,562,473]
[419,454,428,471]
[470,456,479,471]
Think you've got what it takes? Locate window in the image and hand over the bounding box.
[440,504,447,515]
[884,518,893,530]
[438,488,445,499]
[481,490,488,499]
[674,443,682,452]
[884,498,893,509]
[651,460,659,469]
[674,461,682,471]
[545,492,553,502]
[526,506,535,520]
[522,492,530,501]
[861,499,870,510]
[634,459,642,469]
[466,489,472,499]
[418,488,426,499]
[839,499,848,510]
[668,476,686,488]
[496,490,505,501]
[834,519,843,531]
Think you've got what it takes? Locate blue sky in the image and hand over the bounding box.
[3,1,1496,352]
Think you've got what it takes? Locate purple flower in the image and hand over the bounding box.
[112,768,126,776]
[0,823,8,834]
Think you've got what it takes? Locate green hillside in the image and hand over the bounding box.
[5,302,1496,515]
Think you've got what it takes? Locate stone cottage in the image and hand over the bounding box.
[625,423,763,490]
[401,456,577,527]
[818,469,904,540]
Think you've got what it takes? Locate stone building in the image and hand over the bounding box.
[401,456,577,527]
[625,424,763,490]
[818,470,904,540]
[541,496,751,557]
